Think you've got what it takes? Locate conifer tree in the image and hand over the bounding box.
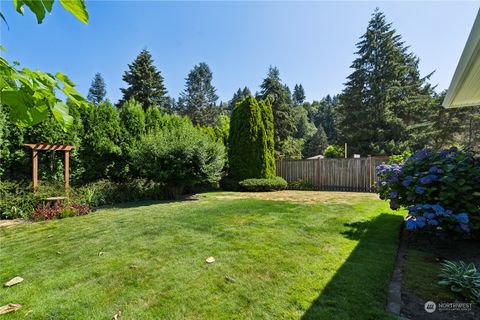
[258,66,296,155]
[258,99,276,178]
[293,84,306,104]
[120,49,168,111]
[228,97,275,180]
[337,9,433,155]
[87,73,107,105]
[228,86,251,111]
[315,95,338,144]
[178,62,219,126]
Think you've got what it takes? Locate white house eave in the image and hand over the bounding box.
[443,9,480,108]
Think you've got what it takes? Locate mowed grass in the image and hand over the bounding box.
[0,191,403,319]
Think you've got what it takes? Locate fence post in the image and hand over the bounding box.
[368,156,372,192]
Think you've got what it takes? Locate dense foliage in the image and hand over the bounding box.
[377,148,480,236]
[238,177,287,192]
[0,179,166,219]
[303,125,329,158]
[228,97,275,181]
[131,117,225,198]
[324,145,345,158]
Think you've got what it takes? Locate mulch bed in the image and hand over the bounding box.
[400,233,480,320]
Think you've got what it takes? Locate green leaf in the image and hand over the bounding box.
[13,0,25,14]
[42,0,54,13]
[24,0,47,24]
[51,101,73,130]
[56,72,75,87]
[59,0,88,24]
[2,90,49,126]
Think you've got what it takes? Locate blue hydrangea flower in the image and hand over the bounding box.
[431,204,445,215]
[389,191,398,199]
[429,166,439,174]
[402,176,413,187]
[416,217,426,228]
[406,219,418,230]
[423,212,435,219]
[420,175,438,184]
[428,219,439,226]
[415,186,425,194]
[455,213,469,224]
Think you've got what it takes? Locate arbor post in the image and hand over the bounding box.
[65,150,70,193]
[33,150,38,193]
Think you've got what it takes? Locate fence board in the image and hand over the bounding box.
[276,157,388,192]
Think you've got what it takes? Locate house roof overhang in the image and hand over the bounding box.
[443,9,480,108]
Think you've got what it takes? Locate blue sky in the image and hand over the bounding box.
[0,1,478,103]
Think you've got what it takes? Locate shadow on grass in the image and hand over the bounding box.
[302,213,404,320]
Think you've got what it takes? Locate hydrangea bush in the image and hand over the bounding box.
[377,147,480,236]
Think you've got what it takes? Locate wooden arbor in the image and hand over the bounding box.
[23,143,76,193]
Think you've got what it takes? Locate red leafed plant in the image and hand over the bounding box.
[31,203,90,221]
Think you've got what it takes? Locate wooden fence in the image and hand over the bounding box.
[276,157,389,192]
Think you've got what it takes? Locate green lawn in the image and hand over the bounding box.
[0,191,403,319]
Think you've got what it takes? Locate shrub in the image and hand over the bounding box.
[388,151,411,164]
[228,97,275,181]
[0,180,52,219]
[239,177,287,192]
[77,179,165,206]
[80,101,122,182]
[438,260,480,303]
[324,145,344,158]
[377,147,480,236]
[131,118,225,198]
[31,203,90,221]
[288,180,315,190]
[0,178,166,219]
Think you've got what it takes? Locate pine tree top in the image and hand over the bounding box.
[120,49,167,110]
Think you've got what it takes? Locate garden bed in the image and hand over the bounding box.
[401,232,480,319]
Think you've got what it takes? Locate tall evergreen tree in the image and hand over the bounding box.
[228,86,251,111]
[314,95,338,144]
[120,49,168,111]
[228,97,275,181]
[293,84,306,104]
[87,73,107,104]
[258,66,296,155]
[178,62,219,126]
[337,9,433,155]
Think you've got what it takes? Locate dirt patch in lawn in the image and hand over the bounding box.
[0,219,28,228]
[209,190,379,204]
